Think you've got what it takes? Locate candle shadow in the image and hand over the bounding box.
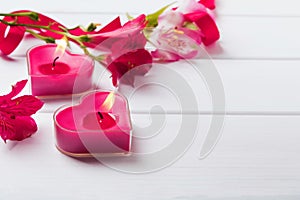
[7,141,19,150]
[71,156,102,164]
[5,137,43,153]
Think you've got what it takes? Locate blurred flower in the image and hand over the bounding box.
[149,0,219,61]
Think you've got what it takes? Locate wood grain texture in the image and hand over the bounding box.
[1,1,300,199]
[5,13,300,60]
[2,58,300,114]
[0,114,299,199]
[1,0,300,16]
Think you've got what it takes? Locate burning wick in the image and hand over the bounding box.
[97,111,104,120]
[52,56,59,67]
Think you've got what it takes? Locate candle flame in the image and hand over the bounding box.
[55,36,68,57]
[101,91,115,111]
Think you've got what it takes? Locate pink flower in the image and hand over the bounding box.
[150,0,219,61]
[91,15,152,86]
[87,15,148,53]
[150,26,201,62]
[70,16,123,49]
[107,49,152,87]
[0,80,43,142]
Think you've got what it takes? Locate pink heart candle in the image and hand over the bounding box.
[54,90,132,157]
[27,44,94,97]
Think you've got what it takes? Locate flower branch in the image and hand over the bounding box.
[0,0,220,86]
[0,11,39,21]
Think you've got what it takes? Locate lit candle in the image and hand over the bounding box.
[27,43,94,97]
[54,91,132,157]
[82,111,117,130]
[38,56,70,75]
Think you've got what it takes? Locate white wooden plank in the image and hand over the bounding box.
[207,16,300,59]
[0,0,172,15]
[0,113,299,199]
[1,0,300,16]
[2,57,300,114]
[48,14,300,59]
[218,0,300,16]
[214,59,300,113]
[2,13,300,59]
[8,13,300,60]
[46,59,300,114]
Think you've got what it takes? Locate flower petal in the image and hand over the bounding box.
[185,12,220,46]
[6,95,44,116]
[14,10,66,39]
[110,31,147,58]
[89,15,146,50]
[14,116,38,141]
[0,116,37,142]
[0,10,68,55]
[158,11,185,28]
[177,0,206,13]
[0,80,27,104]
[107,49,152,86]
[0,16,26,55]
[199,0,216,10]
[0,113,16,142]
[151,49,181,62]
[149,27,200,60]
[70,16,122,48]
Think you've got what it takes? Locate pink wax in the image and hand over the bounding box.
[27,44,94,97]
[54,91,132,157]
[38,62,70,75]
[82,112,117,130]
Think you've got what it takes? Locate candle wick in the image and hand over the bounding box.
[53,56,59,67]
[97,111,104,120]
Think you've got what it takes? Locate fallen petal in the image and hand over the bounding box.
[0,80,27,104]
[7,95,44,116]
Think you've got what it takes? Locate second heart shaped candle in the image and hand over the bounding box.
[54,90,132,157]
[27,44,94,97]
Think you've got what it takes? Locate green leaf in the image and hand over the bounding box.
[183,22,199,30]
[86,23,98,32]
[28,12,39,21]
[44,37,56,43]
[95,54,106,62]
[146,2,175,27]
[78,35,91,42]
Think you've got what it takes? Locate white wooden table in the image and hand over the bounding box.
[1,1,300,199]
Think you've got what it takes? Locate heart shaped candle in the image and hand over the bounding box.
[54,90,132,157]
[27,44,94,97]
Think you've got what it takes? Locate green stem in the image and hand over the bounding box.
[26,29,55,43]
[0,18,49,29]
[0,18,84,41]
[0,17,105,62]
[0,12,39,21]
[0,12,34,17]
[77,40,104,62]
